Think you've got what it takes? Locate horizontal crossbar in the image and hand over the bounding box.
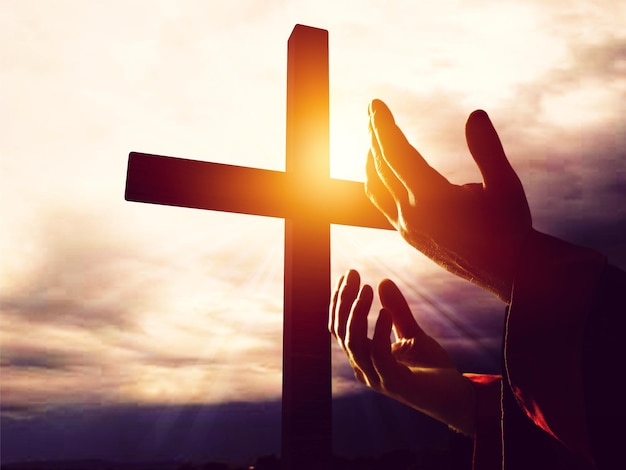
[125,152,393,230]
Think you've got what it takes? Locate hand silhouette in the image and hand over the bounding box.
[365,99,532,302]
[329,269,475,435]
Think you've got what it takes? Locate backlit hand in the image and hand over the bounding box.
[329,269,475,435]
[365,99,532,302]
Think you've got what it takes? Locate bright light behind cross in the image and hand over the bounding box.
[330,105,369,181]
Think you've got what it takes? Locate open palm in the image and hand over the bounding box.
[365,100,532,302]
[329,270,475,435]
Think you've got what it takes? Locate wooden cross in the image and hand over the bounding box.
[125,24,392,470]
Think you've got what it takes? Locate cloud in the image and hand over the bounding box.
[1,200,508,412]
[491,37,626,255]
[2,0,624,417]
[2,354,66,371]
[0,205,286,411]
[2,207,147,330]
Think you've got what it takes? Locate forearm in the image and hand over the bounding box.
[464,374,503,467]
[442,373,476,436]
[387,368,477,436]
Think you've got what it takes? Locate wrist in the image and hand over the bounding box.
[498,226,535,304]
[511,229,605,305]
[447,375,476,437]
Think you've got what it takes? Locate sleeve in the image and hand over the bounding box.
[464,373,502,470]
[504,229,606,465]
[579,263,626,468]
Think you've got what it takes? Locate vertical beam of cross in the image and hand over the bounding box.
[124,24,393,470]
[282,25,331,470]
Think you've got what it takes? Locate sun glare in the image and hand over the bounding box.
[330,135,367,182]
[330,106,369,181]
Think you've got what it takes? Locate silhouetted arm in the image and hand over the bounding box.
[503,231,617,466]
[328,269,476,435]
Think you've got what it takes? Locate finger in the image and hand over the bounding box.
[346,284,374,352]
[334,269,361,348]
[372,308,393,354]
[369,118,408,205]
[370,309,402,386]
[328,274,345,336]
[465,110,524,196]
[365,150,398,223]
[378,279,423,339]
[370,99,447,197]
[345,285,379,387]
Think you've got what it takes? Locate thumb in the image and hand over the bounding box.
[465,110,523,197]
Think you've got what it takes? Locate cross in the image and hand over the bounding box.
[125,24,392,470]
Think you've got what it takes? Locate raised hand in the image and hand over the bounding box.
[329,270,475,435]
[365,99,532,303]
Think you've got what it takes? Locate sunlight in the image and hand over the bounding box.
[330,225,503,374]
[330,133,366,181]
[330,105,368,181]
[540,85,618,129]
[135,212,284,404]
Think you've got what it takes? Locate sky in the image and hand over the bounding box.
[1,0,625,464]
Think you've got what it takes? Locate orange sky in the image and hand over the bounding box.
[2,0,625,416]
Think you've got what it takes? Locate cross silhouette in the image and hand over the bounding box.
[125,24,392,469]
